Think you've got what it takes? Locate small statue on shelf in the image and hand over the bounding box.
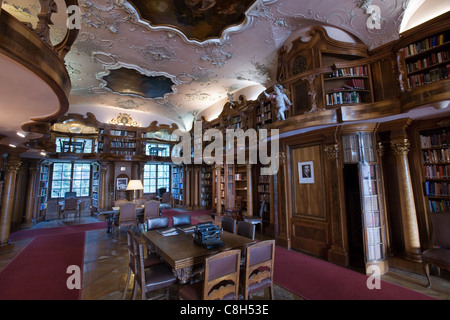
[264,84,292,121]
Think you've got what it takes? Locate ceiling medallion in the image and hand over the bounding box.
[109,113,140,127]
[125,0,258,42]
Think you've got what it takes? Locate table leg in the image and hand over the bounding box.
[174,267,193,284]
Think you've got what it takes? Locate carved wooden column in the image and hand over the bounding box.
[99,161,109,210]
[325,143,348,266]
[391,139,422,262]
[215,164,222,215]
[193,166,200,210]
[246,164,253,217]
[24,165,38,226]
[275,150,290,247]
[0,157,22,250]
[185,165,191,209]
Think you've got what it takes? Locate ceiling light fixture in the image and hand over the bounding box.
[16,131,27,138]
[9,144,16,148]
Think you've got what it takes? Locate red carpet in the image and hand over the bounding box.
[274,246,436,300]
[0,232,86,300]
[9,222,107,241]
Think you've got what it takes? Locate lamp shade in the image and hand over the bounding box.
[126,180,144,190]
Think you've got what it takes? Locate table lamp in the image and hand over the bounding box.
[126,179,144,202]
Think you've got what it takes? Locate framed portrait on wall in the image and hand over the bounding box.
[117,177,128,190]
[299,161,314,184]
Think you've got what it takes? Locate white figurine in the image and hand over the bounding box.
[264,84,292,121]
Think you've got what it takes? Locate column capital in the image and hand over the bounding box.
[391,139,410,156]
[324,144,339,160]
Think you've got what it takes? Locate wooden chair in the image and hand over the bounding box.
[139,200,160,231]
[243,196,265,233]
[61,197,78,220]
[146,216,169,231]
[172,214,192,227]
[112,202,137,238]
[237,221,255,240]
[160,192,172,210]
[222,216,237,233]
[122,230,163,299]
[421,212,450,288]
[240,240,275,300]
[114,199,129,207]
[131,233,177,300]
[178,249,241,300]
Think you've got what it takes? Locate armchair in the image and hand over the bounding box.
[421,212,450,288]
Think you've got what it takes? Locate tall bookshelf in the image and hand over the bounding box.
[200,166,213,209]
[91,162,100,213]
[256,99,273,129]
[234,164,247,215]
[342,131,387,274]
[38,162,50,217]
[401,31,450,89]
[172,165,184,207]
[419,126,450,213]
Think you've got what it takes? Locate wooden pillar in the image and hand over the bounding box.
[246,164,253,217]
[215,164,222,215]
[24,165,38,226]
[325,143,349,266]
[391,138,422,262]
[193,166,200,210]
[99,161,109,210]
[185,165,191,209]
[275,150,290,248]
[0,157,22,249]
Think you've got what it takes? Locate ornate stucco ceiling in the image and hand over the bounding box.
[2,0,448,144]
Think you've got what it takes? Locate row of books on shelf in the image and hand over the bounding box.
[258,184,270,193]
[407,64,450,88]
[364,211,381,228]
[429,199,450,213]
[406,49,450,73]
[235,173,245,181]
[110,150,136,155]
[259,175,270,183]
[110,130,135,137]
[425,181,450,197]
[367,244,383,261]
[326,91,361,106]
[422,148,450,164]
[256,112,272,123]
[403,33,448,57]
[110,141,136,148]
[327,66,368,78]
[201,193,212,199]
[420,131,450,148]
[423,164,450,179]
[173,194,183,201]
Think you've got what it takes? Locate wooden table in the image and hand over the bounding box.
[142,230,256,283]
[99,206,145,233]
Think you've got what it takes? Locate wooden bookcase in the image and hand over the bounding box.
[234,164,248,215]
[200,166,213,209]
[401,31,450,89]
[341,130,387,274]
[38,162,50,217]
[108,128,138,156]
[91,162,100,212]
[172,165,184,207]
[418,126,450,213]
[321,53,373,108]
